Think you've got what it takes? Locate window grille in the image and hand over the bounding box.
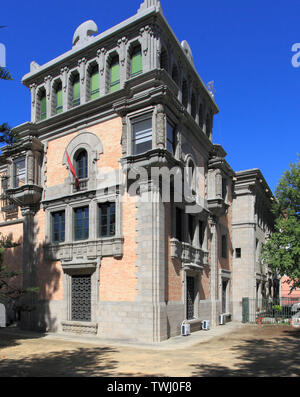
[71,275,91,322]
[186,276,195,320]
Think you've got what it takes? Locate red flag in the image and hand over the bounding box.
[66,151,79,188]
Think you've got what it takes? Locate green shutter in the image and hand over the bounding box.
[110,61,120,92]
[90,71,99,99]
[56,88,63,114]
[72,78,80,107]
[131,48,142,77]
[41,95,46,120]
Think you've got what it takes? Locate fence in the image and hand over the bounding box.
[242,297,300,324]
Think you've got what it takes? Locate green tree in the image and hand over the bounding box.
[262,156,300,291]
[0,233,37,305]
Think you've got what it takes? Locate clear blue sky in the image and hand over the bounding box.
[0,0,299,194]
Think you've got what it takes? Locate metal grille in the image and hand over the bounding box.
[186,276,195,320]
[71,275,91,322]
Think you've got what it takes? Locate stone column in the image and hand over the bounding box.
[209,214,219,327]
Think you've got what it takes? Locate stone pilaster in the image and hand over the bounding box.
[20,205,38,330]
[136,179,167,342]
[209,214,218,327]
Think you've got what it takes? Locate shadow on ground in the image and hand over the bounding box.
[0,332,163,377]
[191,327,300,377]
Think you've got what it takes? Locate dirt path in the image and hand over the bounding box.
[0,325,299,377]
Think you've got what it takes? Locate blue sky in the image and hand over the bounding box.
[0,0,299,193]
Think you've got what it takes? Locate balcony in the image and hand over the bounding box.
[73,178,89,193]
[45,236,124,264]
[170,238,208,268]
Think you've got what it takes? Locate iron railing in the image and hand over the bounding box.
[242,297,300,324]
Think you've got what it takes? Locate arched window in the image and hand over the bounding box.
[130,45,142,78]
[90,64,99,100]
[39,89,47,120]
[55,81,63,114]
[206,114,211,138]
[74,149,88,180]
[71,73,80,107]
[172,64,179,86]
[191,92,196,119]
[186,157,196,195]
[109,56,120,92]
[182,79,188,108]
[199,103,204,130]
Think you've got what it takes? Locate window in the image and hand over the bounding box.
[52,211,65,243]
[199,220,204,248]
[191,93,196,119]
[235,248,241,258]
[186,276,195,320]
[221,234,227,259]
[98,202,116,237]
[171,65,179,86]
[55,82,63,114]
[166,121,175,154]
[160,48,168,72]
[222,178,227,200]
[199,103,204,130]
[1,176,16,211]
[40,92,46,120]
[132,116,152,155]
[90,65,99,100]
[13,157,26,188]
[188,215,195,244]
[74,206,89,240]
[182,79,188,108]
[109,57,120,92]
[175,207,183,241]
[206,114,211,138]
[71,275,91,322]
[75,149,88,180]
[72,74,80,107]
[130,45,142,78]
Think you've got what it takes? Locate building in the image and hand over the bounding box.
[0,0,276,342]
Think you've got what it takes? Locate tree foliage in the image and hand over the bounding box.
[262,156,300,291]
[0,66,13,80]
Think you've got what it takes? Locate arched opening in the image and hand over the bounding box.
[172,64,179,86]
[70,72,80,107]
[109,55,120,92]
[160,47,168,73]
[182,79,188,108]
[38,88,47,120]
[130,44,142,78]
[191,92,196,119]
[89,64,99,100]
[74,149,88,189]
[53,80,63,115]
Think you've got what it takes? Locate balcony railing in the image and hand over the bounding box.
[73,178,88,193]
[170,238,208,267]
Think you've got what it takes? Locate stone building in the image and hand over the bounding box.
[0,0,276,341]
